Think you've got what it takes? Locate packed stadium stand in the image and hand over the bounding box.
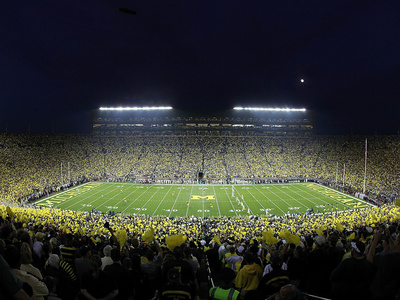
[1,134,398,205]
[1,108,400,299]
[90,107,315,136]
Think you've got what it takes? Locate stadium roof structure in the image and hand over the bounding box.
[91,107,315,136]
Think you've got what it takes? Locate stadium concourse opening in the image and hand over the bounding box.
[197,171,204,183]
[91,106,314,136]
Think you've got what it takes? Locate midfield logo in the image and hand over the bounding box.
[191,195,215,200]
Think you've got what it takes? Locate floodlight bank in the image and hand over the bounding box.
[234,107,306,112]
[99,106,173,111]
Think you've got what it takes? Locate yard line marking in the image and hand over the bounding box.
[244,188,265,214]
[121,185,154,213]
[131,186,163,215]
[211,186,222,217]
[220,185,238,217]
[276,185,316,211]
[62,183,113,210]
[85,184,129,211]
[169,186,184,218]
[289,184,335,209]
[187,185,195,217]
[253,185,286,215]
[152,185,174,216]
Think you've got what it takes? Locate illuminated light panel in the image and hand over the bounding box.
[99,106,173,111]
[234,107,306,112]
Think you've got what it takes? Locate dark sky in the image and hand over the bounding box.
[1,0,400,135]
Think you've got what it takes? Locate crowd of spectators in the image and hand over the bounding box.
[1,134,399,205]
[1,202,400,299]
[1,133,400,299]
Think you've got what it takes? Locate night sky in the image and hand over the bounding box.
[1,0,400,134]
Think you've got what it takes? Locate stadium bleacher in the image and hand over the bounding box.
[1,133,400,299]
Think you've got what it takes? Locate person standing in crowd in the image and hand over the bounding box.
[209,267,240,300]
[3,244,48,300]
[235,253,263,299]
[20,242,43,280]
[75,246,92,282]
[141,239,163,300]
[0,252,31,300]
[101,245,114,270]
[80,254,118,300]
[331,241,376,300]
[303,235,328,297]
[368,229,400,300]
[104,248,133,300]
[33,232,45,257]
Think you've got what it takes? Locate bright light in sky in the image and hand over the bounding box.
[99,106,173,111]
[234,107,306,112]
[300,78,305,83]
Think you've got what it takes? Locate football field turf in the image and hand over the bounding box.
[34,182,373,218]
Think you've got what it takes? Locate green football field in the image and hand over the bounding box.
[34,182,373,217]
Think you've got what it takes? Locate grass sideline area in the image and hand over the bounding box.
[34,182,373,217]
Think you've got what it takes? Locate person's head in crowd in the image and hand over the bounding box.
[294,246,304,259]
[80,246,91,259]
[48,254,60,268]
[271,256,283,270]
[19,232,32,246]
[103,245,112,257]
[172,246,183,260]
[89,254,102,278]
[35,231,45,242]
[305,237,314,249]
[314,236,325,248]
[49,237,58,249]
[249,244,259,255]
[145,248,155,262]
[182,246,191,259]
[131,253,141,268]
[328,234,338,247]
[351,241,365,258]
[275,284,303,300]
[0,225,13,242]
[288,243,296,251]
[110,248,121,262]
[52,245,61,256]
[3,244,20,269]
[189,240,197,249]
[122,257,132,270]
[243,252,255,265]
[162,253,174,265]
[131,237,139,248]
[213,267,236,289]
